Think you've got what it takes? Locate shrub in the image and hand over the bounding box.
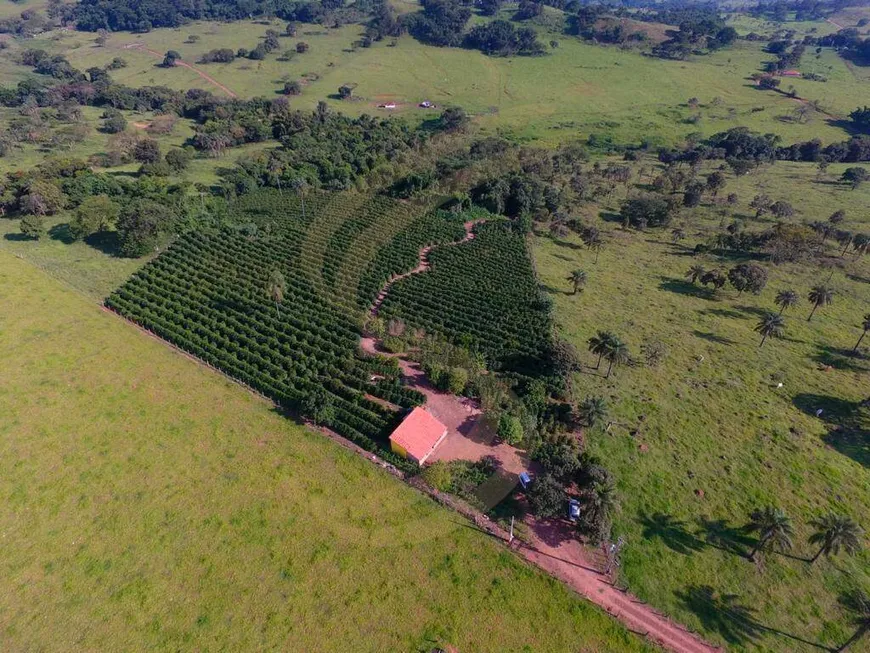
[528,473,565,518]
[446,367,468,394]
[382,336,406,353]
[497,413,524,445]
[422,461,454,491]
[19,214,45,239]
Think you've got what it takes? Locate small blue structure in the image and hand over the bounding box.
[518,472,532,490]
[568,499,581,522]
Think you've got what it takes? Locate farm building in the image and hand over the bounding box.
[389,407,448,465]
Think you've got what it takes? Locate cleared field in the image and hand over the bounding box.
[13,18,862,146]
[533,159,870,651]
[0,250,653,652]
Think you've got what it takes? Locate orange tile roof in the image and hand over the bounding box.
[389,407,447,462]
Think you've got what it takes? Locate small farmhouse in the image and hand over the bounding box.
[389,407,448,465]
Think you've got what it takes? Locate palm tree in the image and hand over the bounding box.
[267,269,286,316]
[837,589,870,651]
[585,232,603,263]
[567,269,588,295]
[745,506,794,561]
[603,336,630,379]
[774,289,799,315]
[587,331,615,370]
[755,312,785,347]
[807,285,834,322]
[808,514,863,563]
[577,395,608,428]
[853,314,870,354]
[686,264,706,285]
[291,177,309,220]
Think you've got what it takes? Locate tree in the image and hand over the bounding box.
[20,180,66,216]
[497,413,524,445]
[603,336,629,379]
[162,50,181,67]
[829,209,846,226]
[849,105,870,131]
[437,106,468,132]
[527,473,565,518]
[101,109,127,134]
[728,263,768,294]
[750,193,772,218]
[338,84,356,99]
[774,289,799,314]
[302,387,335,426]
[133,138,161,164]
[479,0,502,15]
[19,214,45,239]
[808,514,863,563]
[755,312,785,347]
[706,171,726,197]
[807,285,834,322]
[671,227,686,243]
[567,269,587,295]
[577,396,607,428]
[69,195,119,240]
[620,195,673,229]
[296,41,309,53]
[291,177,309,220]
[746,506,794,561]
[842,167,869,190]
[587,330,615,370]
[770,200,795,219]
[700,268,727,291]
[283,80,302,96]
[686,264,706,285]
[165,147,193,172]
[837,589,870,651]
[285,22,297,37]
[116,199,173,257]
[267,269,287,315]
[853,314,870,353]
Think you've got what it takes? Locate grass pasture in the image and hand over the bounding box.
[0,250,654,652]
[533,159,870,651]
[7,17,861,146]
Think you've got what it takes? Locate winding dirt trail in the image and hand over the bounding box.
[369,219,483,317]
[361,222,720,653]
[121,43,238,98]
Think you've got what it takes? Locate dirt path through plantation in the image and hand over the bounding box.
[121,43,238,98]
[369,219,483,317]
[360,222,721,653]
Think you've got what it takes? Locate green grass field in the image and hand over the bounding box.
[8,15,861,146]
[0,250,654,652]
[533,159,870,651]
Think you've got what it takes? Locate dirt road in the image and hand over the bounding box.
[121,43,238,98]
[360,222,721,653]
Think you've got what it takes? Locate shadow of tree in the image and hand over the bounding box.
[638,511,706,556]
[49,223,75,244]
[678,584,836,650]
[813,345,870,373]
[793,393,869,468]
[696,518,753,558]
[733,304,770,318]
[701,307,745,320]
[676,585,765,645]
[659,276,715,300]
[3,232,33,242]
[84,231,124,257]
[693,330,737,346]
